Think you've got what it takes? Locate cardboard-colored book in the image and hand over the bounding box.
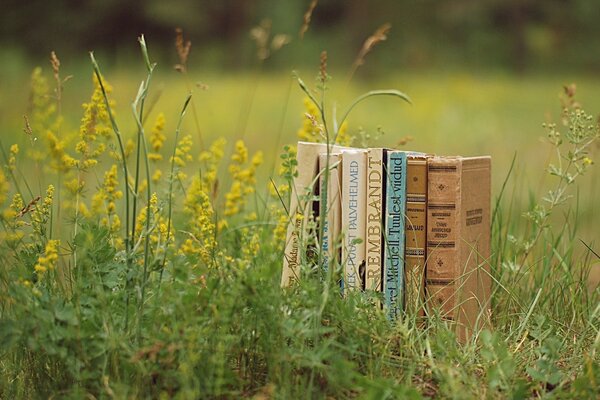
[341,149,367,292]
[426,156,491,342]
[404,154,428,317]
[318,152,342,271]
[281,142,343,287]
[365,148,387,292]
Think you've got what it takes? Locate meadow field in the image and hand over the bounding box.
[0,51,599,398]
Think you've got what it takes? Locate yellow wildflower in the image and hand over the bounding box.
[224,140,263,217]
[92,165,123,236]
[149,113,166,162]
[8,144,18,172]
[31,185,54,238]
[0,169,7,207]
[34,239,60,276]
[297,97,323,142]
[74,73,114,170]
[179,176,218,264]
[171,134,193,180]
[198,138,226,191]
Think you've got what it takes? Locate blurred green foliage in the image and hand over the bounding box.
[2,0,600,72]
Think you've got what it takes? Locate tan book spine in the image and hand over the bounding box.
[342,149,367,292]
[281,142,342,287]
[426,156,491,342]
[365,148,385,292]
[405,155,428,317]
[318,152,342,267]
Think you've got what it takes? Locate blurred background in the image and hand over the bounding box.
[2,0,600,73]
[1,0,599,247]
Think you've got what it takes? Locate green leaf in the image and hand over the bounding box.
[337,89,411,134]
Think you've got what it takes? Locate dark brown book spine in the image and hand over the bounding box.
[405,156,427,317]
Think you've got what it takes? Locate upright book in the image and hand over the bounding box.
[365,148,387,292]
[426,156,491,342]
[404,154,428,317]
[318,152,342,272]
[383,150,407,319]
[341,149,367,292]
[281,142,344,287]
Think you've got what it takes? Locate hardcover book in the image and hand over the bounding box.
[404,154,429,317]
[426,156,491,342]
[365,148,387,292]
[318,152,342,271]
[341,149,367,292]
[383,150,407,319]
[281,142,343,287]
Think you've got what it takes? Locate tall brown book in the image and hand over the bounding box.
[426,156,491,342]
[404,155,428,317]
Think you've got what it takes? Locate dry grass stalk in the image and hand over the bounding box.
[319,50,327,84]
[174,28,191,72]
[50,51,60,81]
[250,19,272,61]
[299,0,318,39]
[347,23,391,82]
[23,115,33,138]
[17,196,41,218]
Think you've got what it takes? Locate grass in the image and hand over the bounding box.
[0,48,599,398]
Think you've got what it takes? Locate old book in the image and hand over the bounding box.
[404,154,428,317]
[383,150,407,319]
[365,148,387,292]
[281,142,343,287]
[318,152,342,272]
[341,149,367,292]
[426,156,491,342]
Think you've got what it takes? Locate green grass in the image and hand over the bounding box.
[0,55,599,398]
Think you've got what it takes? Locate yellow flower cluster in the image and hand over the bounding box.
[198,137,227,192]
[31,185,54,238]
[149,113,166,162]
[92,165,123,237]
[8,144,19,172]
[171,134,194,180]
[0,169,7,208]
[46,131,73,173]
[224,140,263,217]
[71,74,114,170]
[1,194,26,245]
[179,176,218,264]
[296,97,352,146]
[34,239,60,275]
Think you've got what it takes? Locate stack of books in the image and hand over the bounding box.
[281,142,492,342]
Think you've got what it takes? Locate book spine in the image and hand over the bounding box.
[341,149,367,292]
[282,142,339,287]
[365,148,386,292]
[426,157,461,321]
[457,157,492,342]
[384,151,407,319]
[404,156,428,317]
[318,153,342,271]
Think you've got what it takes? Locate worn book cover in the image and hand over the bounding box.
[341,149,367,292]
[426,156,491,342]
[383,150,407,319]
[318,152,342,272]
[281,142,343,287]
[404,154,428,317]
[365,148,387,292]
